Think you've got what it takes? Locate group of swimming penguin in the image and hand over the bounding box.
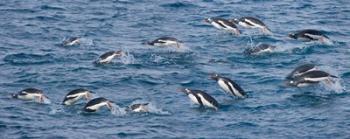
[12,88,150,113]
[11,16,337,112]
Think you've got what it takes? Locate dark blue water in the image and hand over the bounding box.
[1,0,350,138]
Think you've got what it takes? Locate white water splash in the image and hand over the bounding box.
[34,97,51,104]
[150,54,166,63]
[146,102,171,115]
[110,103,127,116]
[129,100,171,115]
[172,43,191,52]
[320,78,346,93]
[322,38,334,46]
[79,37,95,46]
[118,51,135,64]
[61,37,95,46]
[248,35,254,47]
[48,105,64,115]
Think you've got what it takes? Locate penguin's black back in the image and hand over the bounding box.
[241,17,266,26]
[193,90,219,108]
[287,64,316,79]
[299,70,332,78]
[99,51,116,59]
[20,88,43,95]
[220,77,246,96]
[84,97,108,108]
[211,17,238,28]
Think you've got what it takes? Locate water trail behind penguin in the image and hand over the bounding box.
[110,103,127,116]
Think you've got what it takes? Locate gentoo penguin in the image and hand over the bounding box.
[147,37,181,48]
[62,88,93,105]
[210,74,246,98]
[288,29,330,43]
[96,50,124,64]
[83,97,114,112]
[204,17,240,35]
[231,17,272,34]
[178,88,219,110]
[286,64,317,80]
[127,103,149,112]
[287,70,338,87]
[243,43,276,55]
[63,37,80,46]
[12,88,49,103]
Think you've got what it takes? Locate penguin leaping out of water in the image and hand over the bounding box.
[62,37,81,46]
[243,43,277,55]
[178,88,219,110]
[286,64,317,80]
[83,97,115,112]
[62,88,94,105]
[286,70,338,87]
[12,88,49,103]
[210,73,246,98]
[204,17,240,35]
[127,103,149,113]
[147,37,182,48]
[230,16,272,35]
[288,29,331,44]
[96,50,124,64]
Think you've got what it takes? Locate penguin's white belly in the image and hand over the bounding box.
[100,55,115,63]
[211,22,225,30]
[133,106,148,112]
[197,94,216,109]
[188,94,200,105]
[67,40,80,46]
[86,102,108,110]
[163,41,177,45]
[304,77,329,82]
[64,95,84,105]
[244,19,265,29]
[218,80,243,97]
[297,83,314,87]
[256,47,274,54]
[17,94,37,100]
[239,22,254,28]
[218,80,233,95]
[223,25,237,32]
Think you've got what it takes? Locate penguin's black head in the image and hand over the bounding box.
[114,50,124,56]
[177,88,191,94]
[210,73,220,81]
[145,40,155,46]
[288,33,297,39]
[229,18,239,24]
[285,79,299,87]
[203,18,210,23]
[130,103,149,110]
